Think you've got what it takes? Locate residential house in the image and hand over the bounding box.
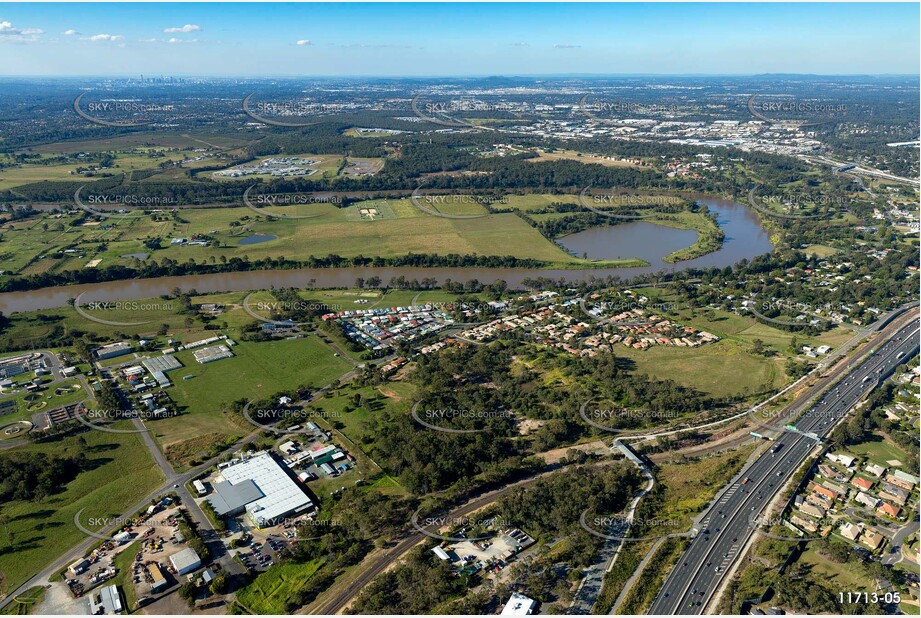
[810,482,838,502]
[827,453,856,467]
[877,502,902,519]
[798,503,826,519]
[861,529,885,551]
[839,522,861,541]
[822,481,847,497]
[892,469,919,488]
[880,483,910,506]
[855,492,880,509]
[886,472,918,492]
[806,492,834,511]
[790,515,819,534]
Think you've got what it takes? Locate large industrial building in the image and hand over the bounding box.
[93,342,134,360]
[193,345,234,364]
[0,352,46,379]
[142,354,183,388]
[208,451,313,527]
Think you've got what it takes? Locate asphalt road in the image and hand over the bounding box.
[649,316,920,615]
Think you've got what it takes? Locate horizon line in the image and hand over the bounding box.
[0,72,918,79]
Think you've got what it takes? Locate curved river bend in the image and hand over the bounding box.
[0,197,772,314]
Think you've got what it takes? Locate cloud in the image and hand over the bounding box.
[167,37,198,44]
[553,44,581,49]
[334,43,412,49]
[0,20,43,41]
[61,29,81,36]
[296,39,312,46]
[140,37,159,43]
[164,24,201,33]
[511,42,529,47]
[0,20,21,35]
[87,33,125,42]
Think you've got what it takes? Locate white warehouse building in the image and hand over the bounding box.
[208,451,314,527]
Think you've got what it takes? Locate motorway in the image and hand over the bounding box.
[650,315,920,615]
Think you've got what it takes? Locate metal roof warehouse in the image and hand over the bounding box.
[208,451,313,527]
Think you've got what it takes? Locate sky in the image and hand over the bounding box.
[0,3,918,77]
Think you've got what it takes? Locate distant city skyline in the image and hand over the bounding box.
[0,3,918,76]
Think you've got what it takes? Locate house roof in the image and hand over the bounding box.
[878,502,901,517]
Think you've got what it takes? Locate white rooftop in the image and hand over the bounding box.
[501,593,536,615]
[219,451,313,526]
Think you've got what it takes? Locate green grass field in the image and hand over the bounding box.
[0,290,280,347]
[650,444,757,534]
[109,541,141,611]
[0,586,45,615]
[151,337,351,455]
[616,340,784,399]
[633,289,855,354]
[607,291,862,398]
[300,380,413,499]
[798,548,874,590]
[0,149,215,191]
[234,559,324,614]
[801,244,839,258]
[0,189,684,277]
[308,288,488,310]
[310,381,415,447]
[848,436,909,465]
[0,425,165,596]
[27,132,250,155]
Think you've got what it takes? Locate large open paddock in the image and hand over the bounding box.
[151,337,351,465]
[0,425,165,596]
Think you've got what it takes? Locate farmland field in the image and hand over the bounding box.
[0,192,656,278]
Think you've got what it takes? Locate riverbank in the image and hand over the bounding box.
[654,211,725,263]
[0,197,772,314]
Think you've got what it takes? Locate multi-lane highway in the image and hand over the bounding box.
[650,316,920,615]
